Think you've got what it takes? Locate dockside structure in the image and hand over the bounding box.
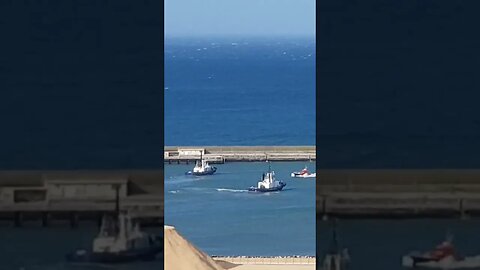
[0,170,163,227]
[165,146,316,164]
[318,169,480,219]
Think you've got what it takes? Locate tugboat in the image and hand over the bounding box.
[185,153,217,176]
[320,221,350,270]
[401,233,480,269]
[291,166,316,178]
[66,186,162,263]
[248,166,286,192]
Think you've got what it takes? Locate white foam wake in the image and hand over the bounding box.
[216,188,248,193]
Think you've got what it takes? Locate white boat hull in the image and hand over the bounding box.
[402,255,480,269]
[291,172,316,178]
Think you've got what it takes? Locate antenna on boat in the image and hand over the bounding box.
[333,225,337,247]
[329,219,339,253]
[446,230,454,243]
[333,220,337,238]
[111,183,121,234]
[114,184,120,216]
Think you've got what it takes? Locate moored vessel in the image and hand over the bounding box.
[291,166,316,178]
[402,234,480,269]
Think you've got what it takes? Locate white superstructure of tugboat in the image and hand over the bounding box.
[66,213,162,263]
[402,233,480,269]
[66,188,162,263]
[320,221,350,270]
[291,166,316,178]
[248,166,286,192]
[186,154,217,176]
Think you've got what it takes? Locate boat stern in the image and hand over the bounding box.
[402,255,415,268]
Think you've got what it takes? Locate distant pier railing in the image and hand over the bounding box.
[165,146,316,163]
[0,170,163,227]
[0,196,163,227]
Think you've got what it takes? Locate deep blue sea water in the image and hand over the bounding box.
[164,162,316,256]
[0,1,163,170]
[318,0,480,168]
[165,37,315,146]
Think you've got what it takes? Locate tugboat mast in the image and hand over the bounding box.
[114,184,120,216]
[330,223,339,253]
[113,184,121,234]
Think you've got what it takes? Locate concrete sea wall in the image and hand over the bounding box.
[317,169,480,218]
[165,146,316,163]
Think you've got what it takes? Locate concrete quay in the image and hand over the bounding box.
[0,170,163,227]
[0,199,163,227]
[164,146,316,164]
[317,169,480,218]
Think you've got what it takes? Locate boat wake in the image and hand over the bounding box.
[165,176,196,185]
[216,188,248,193]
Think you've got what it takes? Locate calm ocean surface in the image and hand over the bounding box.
[164,161,316,256]
[318,0,480,168]
[164,37,315,146]
[0,1,163,170]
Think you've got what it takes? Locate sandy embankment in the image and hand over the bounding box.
[164,225,224,270]
[164,225,315,270]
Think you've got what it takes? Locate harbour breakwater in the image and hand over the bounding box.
[318,170,480,218]
[164,146,316,164]
[0,170,163,227]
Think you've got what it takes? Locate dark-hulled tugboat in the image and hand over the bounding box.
[66,186,162,263]
[185,154,217,176]
[248,166,286,192]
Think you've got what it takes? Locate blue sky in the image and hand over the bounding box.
[165,0,315,37]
